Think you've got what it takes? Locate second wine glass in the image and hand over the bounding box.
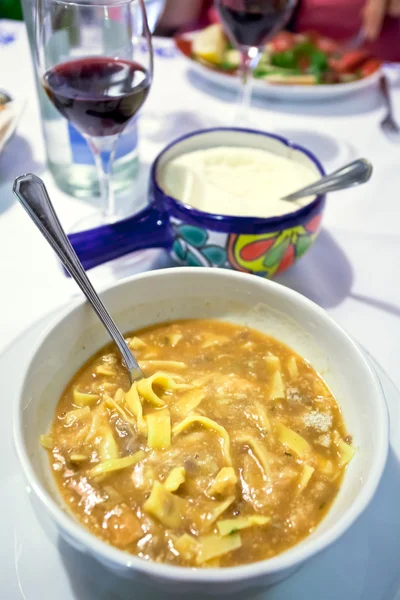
[215,0,297,123]
[35,0,153,225]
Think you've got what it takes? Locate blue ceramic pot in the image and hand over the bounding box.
[69,128,326,277]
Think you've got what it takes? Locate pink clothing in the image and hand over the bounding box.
[295,0,400,62]
[206,1,399,62]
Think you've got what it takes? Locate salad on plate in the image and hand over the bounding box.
[177,24,382,87]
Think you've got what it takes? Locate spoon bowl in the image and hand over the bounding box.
[281,158,373,202]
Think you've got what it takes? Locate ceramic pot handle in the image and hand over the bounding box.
[68,204,173,271]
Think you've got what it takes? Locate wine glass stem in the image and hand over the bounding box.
[87,136,118,219]
[235,46,258,124]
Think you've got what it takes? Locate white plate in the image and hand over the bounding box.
[176,32,382,102]
[2,311,400,599]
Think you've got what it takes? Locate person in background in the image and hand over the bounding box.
[157,0,400,61]
[294,0,400,61]
[156,0,213,35]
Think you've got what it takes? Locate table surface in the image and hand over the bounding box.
[1,19,399,392]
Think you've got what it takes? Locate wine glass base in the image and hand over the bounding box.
[68,176,149,234]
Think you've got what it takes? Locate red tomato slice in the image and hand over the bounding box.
[270,31,295,52]
[329,50,370,73]
[298,55,310,70]
[315,36,339,54]
[359,58,382,77]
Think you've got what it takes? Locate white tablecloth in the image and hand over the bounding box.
[1,20,399,390]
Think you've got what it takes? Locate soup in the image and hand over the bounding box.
[41,320,354,568]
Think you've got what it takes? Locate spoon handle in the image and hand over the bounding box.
[282,159,373,202]
[13,173,143,383]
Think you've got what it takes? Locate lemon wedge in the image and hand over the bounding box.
[192,24,226,65]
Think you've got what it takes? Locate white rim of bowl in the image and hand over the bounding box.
[14,267,389,583]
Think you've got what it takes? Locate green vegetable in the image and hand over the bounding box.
[270,41,329,80]
[309,50,329,80]
[293,41,316,56]
[310,50,328,71]
[271,50,298,69]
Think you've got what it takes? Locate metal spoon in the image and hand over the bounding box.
[13,173,144,384]
[0,90,12,105]
[379,74,400,144]
[281,159,373,202]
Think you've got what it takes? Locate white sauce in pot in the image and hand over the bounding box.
[158,146,319,218]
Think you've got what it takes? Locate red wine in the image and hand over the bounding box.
[43,57,150,137]
[218,1,296,48]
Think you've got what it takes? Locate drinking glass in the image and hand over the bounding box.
[35,0,153,224]
[215,0,297,122]
[144,0,166,31]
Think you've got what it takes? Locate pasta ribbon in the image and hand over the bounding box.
[127,336,146,350]
[335,436,355,469]
[70,454,89,464]
[196,533,242,565]
[164,466,186,492]
[207,467,237,497]
[269,370,285,401]
[137,371,191,407]
[143,481,184,528]
[174,534,199,561]
[205,495,235,528]
[265,354,281,373]
[251,400,271,434]
[276,422,310,458]
[166,333,183,347]
[171,389,205,418]
[316,455,334,476]
[87,405,119,461]
[64,406,91,426]
[95,365,116,377]
[88,450,145,479]
[98,426,119,462]
[40,434,53,450]
[125,383,147,436]
[202,334,229,348]
[236,434,271,478]
[297,464,315,494]
[147,409,171,450]
[286,356,299,379]
[105,393,136,426]
[139,360,187,371]
[217,515,270,536]
[314,378,328,397]
[73,389,99,407]
[172,415,232,465]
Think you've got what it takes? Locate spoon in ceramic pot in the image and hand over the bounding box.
[281,159,373,202]
[13,173,144,384]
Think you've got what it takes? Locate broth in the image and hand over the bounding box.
[41,320,354,567]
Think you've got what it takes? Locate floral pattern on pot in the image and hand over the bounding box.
[171,213,322,276]
[172,223,228,268]
[227,214,322,277]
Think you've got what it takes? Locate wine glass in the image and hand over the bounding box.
[144,0,166,32]
[35,0,153,225]
[215,0,297,123]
